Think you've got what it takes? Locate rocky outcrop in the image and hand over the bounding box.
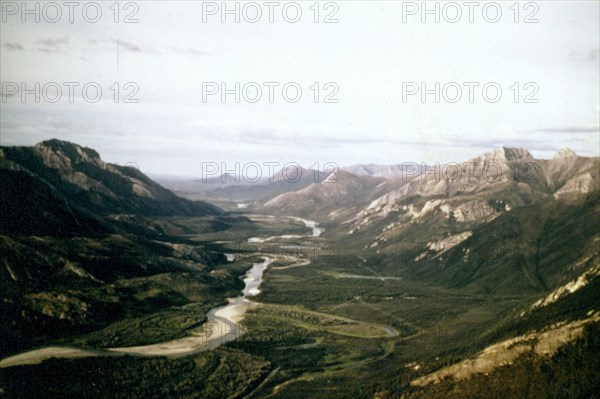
[411,313,600,387]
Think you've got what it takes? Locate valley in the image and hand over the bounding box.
[1,141,599,398]
[3,2,599,397]
[0,216,325,366]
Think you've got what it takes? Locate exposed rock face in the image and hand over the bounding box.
[352,147,598,229]
[490,146,534,162]
[451,200,498,222]
[553,147,577,160]
[553,173,596,198]
[542,147,599,195]
[411,313,600,387]
[521,262,600,316]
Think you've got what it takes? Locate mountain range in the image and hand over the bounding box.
[158,145,600,396]
[1,140,598,398]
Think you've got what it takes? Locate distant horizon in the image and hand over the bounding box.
[1,122,598,176]
[3,137,596,180]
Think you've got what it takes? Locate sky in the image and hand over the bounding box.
[1,0,599,176]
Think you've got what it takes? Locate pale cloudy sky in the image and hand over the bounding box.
[1,0,598,176]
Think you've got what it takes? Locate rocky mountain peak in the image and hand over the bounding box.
[36,139,101,161]
[489,147,534,162]
[34,139,103,171]
[552,148,577,160]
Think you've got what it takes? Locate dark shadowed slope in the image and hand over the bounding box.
[0,139,221,236]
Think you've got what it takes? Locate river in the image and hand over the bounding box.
[294,217,322,237]
[0,218,320,368]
